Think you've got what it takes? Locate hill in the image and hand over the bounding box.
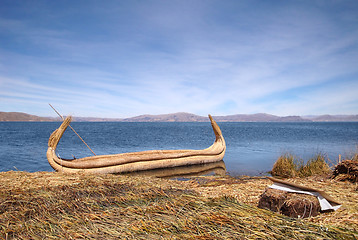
[214,113,306,122]
[0,112,54,122]
[122,112,207,122]
[305,114,358,122]
[1,111,358,122]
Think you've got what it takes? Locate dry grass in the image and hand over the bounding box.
[298,154,331,177]
[271,153,331,178]
[0,171,357,239]
[352,152,358,161]
[270,153,297,178]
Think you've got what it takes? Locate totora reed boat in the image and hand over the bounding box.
[47,115,226,174]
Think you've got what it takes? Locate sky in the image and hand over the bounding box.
[0,0,358,118]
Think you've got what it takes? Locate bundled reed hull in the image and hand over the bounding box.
[47,115,226,174]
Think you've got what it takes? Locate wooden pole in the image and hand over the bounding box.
[49,104,96,156]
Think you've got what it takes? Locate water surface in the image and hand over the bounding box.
[0,121,357,176]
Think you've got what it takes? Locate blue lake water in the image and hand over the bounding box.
[0,121,357,176]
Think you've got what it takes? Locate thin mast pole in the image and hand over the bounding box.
[49,104,96,156]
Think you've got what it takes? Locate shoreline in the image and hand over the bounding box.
[1,171,357,239]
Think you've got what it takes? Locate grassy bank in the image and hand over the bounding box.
[0,171,357,239]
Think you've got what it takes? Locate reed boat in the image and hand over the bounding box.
[47,115,226,174]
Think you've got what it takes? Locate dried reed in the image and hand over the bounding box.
[298,153,331,177]
[270,153,297,178]
[0,171,357,239]
[271,153,331,178]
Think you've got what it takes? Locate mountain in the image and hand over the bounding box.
[304,114,358,122]
[1,111,358,122]
[120,113,309,122]
[0,112,55,121]
[122,112,207,122]
[71,116,123,122]
[213,113,306,122]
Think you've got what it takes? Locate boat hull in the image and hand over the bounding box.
[47,115,226,174]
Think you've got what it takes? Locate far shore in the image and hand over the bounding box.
[1,111,358,122]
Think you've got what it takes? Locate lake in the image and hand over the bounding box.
[0,121,357,176]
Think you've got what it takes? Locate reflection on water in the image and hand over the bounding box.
[123,160,226,178]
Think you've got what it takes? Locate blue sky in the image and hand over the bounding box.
[1,0,357,118]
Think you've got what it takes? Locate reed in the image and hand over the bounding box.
[332,148,358,183]
[1,171,356,239]
[271,153,331,178]
[298,153,331,177]
[270,153,298,178]
[352,149,358,161]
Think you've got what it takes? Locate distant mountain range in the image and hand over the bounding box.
[1,111,358,122]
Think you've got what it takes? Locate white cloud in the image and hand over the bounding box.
[0,1,357,117]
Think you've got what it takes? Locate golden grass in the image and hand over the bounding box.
[271,153,331,178]
[270,153,297,178]
[0,171,357,239]
[298,154,331,177]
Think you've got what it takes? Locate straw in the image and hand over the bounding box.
[0,171,357,239]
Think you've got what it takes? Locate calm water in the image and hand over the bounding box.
[0,121,357,176]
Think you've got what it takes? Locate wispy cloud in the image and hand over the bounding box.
[0,0,357,117]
